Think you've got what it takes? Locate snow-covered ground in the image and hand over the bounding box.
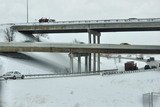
[1,71,160,107]
[0,53,159,107]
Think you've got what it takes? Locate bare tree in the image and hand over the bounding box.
[4,28,15,42]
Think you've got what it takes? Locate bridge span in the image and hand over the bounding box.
[0,42,160,54]
[12,18,160,33]
[1,42,160,73]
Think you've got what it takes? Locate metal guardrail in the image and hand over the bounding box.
[14,18,160,26]
[0,69,117,80]
[25,72,100,79]
[101,68,160,76]
[24,69,118,78]
[0,68,159,80]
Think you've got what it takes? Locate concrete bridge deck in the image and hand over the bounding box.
[12,18,160,33]
[0,42,160,54]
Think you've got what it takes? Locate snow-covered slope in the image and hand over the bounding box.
[0,52,74,74]
[1,71,160,107]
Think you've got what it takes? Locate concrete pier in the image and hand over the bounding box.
[88,30,101,72]
[69,53,90,73]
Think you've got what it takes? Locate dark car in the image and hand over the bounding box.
[144,65,150,70]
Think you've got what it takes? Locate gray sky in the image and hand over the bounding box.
[0,0,160,45]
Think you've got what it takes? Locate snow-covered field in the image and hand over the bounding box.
[1,71,160,107]
[0,52,159,107]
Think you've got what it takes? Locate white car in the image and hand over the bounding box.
[3,71,25,80]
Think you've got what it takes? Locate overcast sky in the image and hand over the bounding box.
[0,0,160,45]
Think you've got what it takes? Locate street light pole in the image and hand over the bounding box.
[27,0,28,23]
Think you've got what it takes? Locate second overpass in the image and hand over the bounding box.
[0,43,160,54]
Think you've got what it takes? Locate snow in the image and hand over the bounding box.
[0,51,159,107]
[1,52,159,107]
[1,71,160,107]
[0,56,52,74]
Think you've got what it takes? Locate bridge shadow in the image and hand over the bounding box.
[0,52,68,74]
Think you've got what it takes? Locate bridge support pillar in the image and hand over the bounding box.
[69,53,74,73]
[85,55,89,72]
[69,53,90,73]
[78,54,81,73]
[88,29,101,72]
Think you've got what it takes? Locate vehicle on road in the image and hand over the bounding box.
[39,18,55,23]
[120,43,131,45]
[125,61,138,71]
[136,54,144,60]
[147,57,155,62]
[3,71,25,80]
[144,65,150,70]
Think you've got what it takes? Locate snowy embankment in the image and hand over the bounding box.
[1,71,160,107]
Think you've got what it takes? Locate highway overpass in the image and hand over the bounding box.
[12,18,160,33]
[0,43,160,54]
[5,18,160,72]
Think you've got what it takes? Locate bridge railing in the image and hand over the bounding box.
[0,69,117,80]
[0,68,159,80]
[55,18,160,24]
[101,68,160,76]
[14,18,160,26]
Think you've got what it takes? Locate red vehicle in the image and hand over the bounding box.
[38,18,55,23]
[125,61,138,71]
[39,18,49,23]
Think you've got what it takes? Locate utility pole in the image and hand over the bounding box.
[27,0,29,23]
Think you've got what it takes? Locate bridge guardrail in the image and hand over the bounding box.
[24,72,100,78]
[101,68,160,76]
[15,18,160,26]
